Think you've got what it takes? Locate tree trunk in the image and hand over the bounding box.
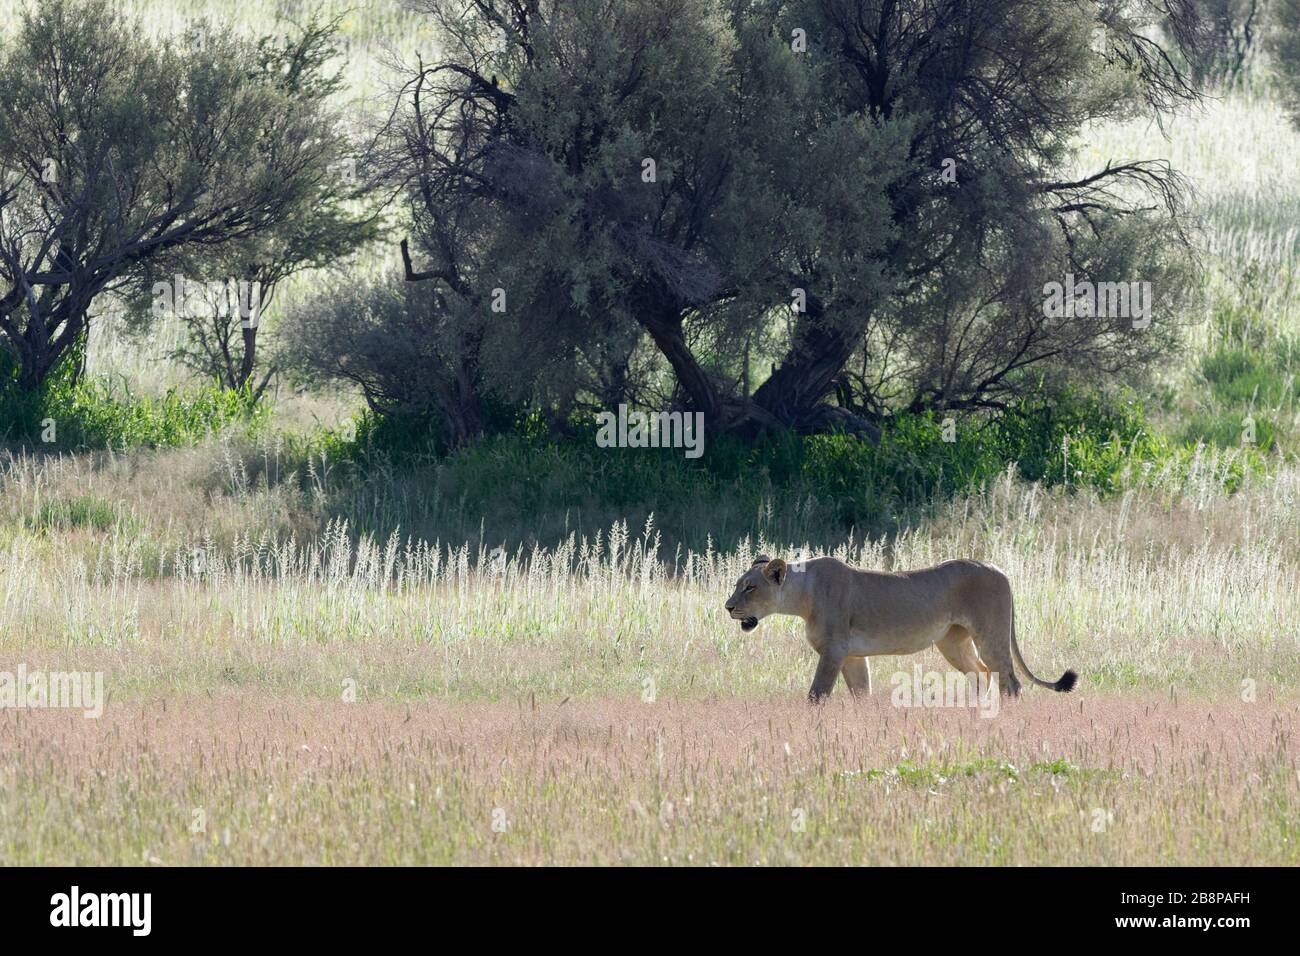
[13,292,94,393]
[16,325,56,393]
[639,307,721,420]
[751,301,877,438]
[633,296,880,442]
[238,324,257,390]
[450,357,486,447]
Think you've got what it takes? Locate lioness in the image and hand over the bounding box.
[724,555,1077,702]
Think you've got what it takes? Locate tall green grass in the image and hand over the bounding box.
[1,352,266,449]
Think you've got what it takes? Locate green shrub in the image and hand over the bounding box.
[323,392,1201,534]
[1,351,266,449]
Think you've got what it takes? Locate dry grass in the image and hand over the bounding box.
[3,443,1299,699]
[1,692,1293,865]
[0,443,1297,864]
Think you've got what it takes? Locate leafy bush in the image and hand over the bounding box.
[799,394,1172,525]
[323,392,1219,534]
[1,351,265,449]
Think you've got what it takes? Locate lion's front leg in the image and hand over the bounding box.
[808,650,846,703]
[840,656,871,698]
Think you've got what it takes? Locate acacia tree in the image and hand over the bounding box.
[344,0,1202,441]
[0,0,365,394]
[378,0,909,436]
[134,16,380,401]
[747,0,1203,425]
[369,7,697,439]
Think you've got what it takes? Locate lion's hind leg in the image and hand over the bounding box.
[969,618,1021,697]
[935,626,990,695]
[840,656,871,698]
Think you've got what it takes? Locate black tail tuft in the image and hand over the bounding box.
[1054,670,1078,693]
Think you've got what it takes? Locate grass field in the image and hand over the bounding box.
[1,444,1296,864]
[6,694,1294,865]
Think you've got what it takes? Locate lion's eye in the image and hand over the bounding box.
[744,585,755,593]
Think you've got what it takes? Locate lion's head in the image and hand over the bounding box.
[724,554,788,631]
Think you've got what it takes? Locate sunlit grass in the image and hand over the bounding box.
[0,440,1297,864]
[1,693,1294,864]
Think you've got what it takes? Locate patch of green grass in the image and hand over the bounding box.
[1176,343,1299,452]
[1201,346,1295,406]
[848,758,1118,788]
[2,353,267,450]
[25,495,135,534]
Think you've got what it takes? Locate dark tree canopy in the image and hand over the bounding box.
[289,0,1205,446]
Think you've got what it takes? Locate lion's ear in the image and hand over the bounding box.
[751,554,771,567]
[762,558,787,585]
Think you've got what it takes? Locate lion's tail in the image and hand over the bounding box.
[1010,602,1078,692]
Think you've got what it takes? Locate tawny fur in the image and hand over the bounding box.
[724,555,1078,703]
